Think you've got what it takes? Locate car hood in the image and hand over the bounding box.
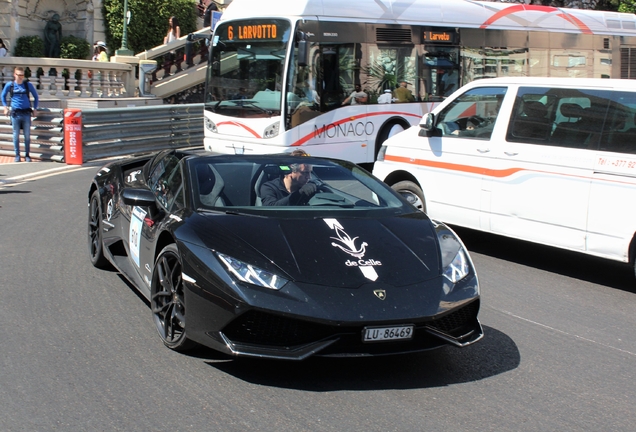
[189,212,441,288]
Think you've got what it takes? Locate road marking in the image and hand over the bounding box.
[0,166,93,189]
[492,307,636,357]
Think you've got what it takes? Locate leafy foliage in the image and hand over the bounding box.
[103,0,198,54]
[60,35,91,59]
[13,36,45,57]
[616,0,636,12]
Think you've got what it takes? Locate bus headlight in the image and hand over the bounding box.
[205,118,218,133]
[264,122,280,138]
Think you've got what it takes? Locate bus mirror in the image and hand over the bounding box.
[296,31,308,67]
[298,40,308,67]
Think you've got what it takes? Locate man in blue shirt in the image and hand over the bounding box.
[1,67,39,162]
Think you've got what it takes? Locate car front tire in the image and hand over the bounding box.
[391,180,426,213]
[88,190,110,268]
[151,244,196,351]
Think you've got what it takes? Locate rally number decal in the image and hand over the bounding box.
[130,206,147,267]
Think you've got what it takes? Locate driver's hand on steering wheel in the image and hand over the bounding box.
[298,182,317,198]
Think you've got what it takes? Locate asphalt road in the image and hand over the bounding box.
[1,166,635,431]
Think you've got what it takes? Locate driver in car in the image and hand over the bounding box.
[260,160,317,206]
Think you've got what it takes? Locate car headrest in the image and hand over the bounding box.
[263,165,283,176]
[196,163,216,195]
[559,103,583,119]
[523,101,548,119]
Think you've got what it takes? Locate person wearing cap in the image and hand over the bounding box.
[377,88,393,104]
[394,81,415,103]
[96,42,109,62]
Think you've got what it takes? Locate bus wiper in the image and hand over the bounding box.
[235,100,273,115]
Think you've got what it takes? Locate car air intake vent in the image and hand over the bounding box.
[376,28,411,43]
[223,310,337,346]
[427,299,480,336]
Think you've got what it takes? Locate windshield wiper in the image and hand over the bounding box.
[234,100,273,115]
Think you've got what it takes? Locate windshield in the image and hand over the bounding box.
[188,155,413,217]
[206,19,291,118]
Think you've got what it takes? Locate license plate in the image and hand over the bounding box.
[363,325,414,342]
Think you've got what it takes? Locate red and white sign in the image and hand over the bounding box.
[64,108,83,165]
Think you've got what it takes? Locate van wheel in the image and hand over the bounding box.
[391,181,426,213]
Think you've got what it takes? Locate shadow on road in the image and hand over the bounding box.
[204,325,519,390]
[452,226,636,293]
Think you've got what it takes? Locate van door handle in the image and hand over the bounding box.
[477,148,490,153]
[504,151,518,156]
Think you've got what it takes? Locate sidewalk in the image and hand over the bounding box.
[0,157,92,183]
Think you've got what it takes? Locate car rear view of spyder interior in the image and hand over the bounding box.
[373,77,636,278]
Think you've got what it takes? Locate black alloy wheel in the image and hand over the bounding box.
[151,244,196,351]
[88,191,110,268]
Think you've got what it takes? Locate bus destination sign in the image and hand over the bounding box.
[227,23,279,41]
[423,31,456,43]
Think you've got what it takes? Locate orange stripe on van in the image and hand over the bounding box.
[384,154,523,178]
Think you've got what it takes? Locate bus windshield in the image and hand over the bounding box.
[206,19,291,118]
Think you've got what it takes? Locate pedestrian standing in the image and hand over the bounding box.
[203,0,219,28]
[1,67,39,162]
[0,38,7,57]
[163,17,181,78]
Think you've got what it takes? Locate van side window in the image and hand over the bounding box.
[600,91,636,154]
[435,87,506,140]
[507,93,556,143]
[507,87,611,149]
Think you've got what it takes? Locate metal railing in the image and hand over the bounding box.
[0,104,204,163]
[136,27,211,99]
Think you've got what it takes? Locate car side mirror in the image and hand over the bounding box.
[419,112,436,137]
[122,188,160,218]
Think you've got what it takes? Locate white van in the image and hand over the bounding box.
[372,77,636,277]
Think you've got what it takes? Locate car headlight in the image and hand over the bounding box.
[434,221,471,284]
[443,248,470,283]
[217,253,288,290]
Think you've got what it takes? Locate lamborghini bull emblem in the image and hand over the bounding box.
[373,289,386,300]
[324,218,381,282]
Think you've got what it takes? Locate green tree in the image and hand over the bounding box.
[13,35,45,57]
[60,35,91,59]
[616,0,636,12]
[103,0,197,54]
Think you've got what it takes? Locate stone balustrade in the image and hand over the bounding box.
[0,56,136,105]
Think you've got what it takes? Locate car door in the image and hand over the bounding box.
[487,86,605,251]
[132,153,186,288]
[417,86,508,229]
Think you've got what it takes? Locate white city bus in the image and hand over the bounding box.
[203,0,636,164]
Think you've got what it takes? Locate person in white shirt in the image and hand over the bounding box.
[342,84,368,105]
[377,88,393,104]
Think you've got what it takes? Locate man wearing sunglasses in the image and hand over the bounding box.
[1,67,39,162]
